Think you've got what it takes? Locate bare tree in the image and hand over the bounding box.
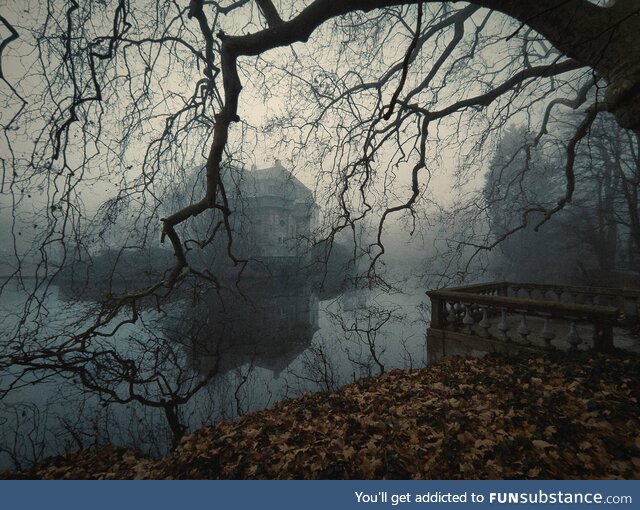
[480,112,639,284]
[2,1,639,287]
[330,304,402,376]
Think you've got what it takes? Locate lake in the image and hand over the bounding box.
[0,278,428,470]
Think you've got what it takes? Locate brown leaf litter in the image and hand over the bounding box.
[3,351,639,479]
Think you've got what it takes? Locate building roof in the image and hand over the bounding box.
[244,161,314,205]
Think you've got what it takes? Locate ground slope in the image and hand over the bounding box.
[4,352,639,479]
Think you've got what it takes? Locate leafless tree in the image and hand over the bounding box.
[284,340,340,394]
[479,112,639,284]
[330,303,403,376]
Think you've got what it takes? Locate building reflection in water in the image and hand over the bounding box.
[164,280,320,379]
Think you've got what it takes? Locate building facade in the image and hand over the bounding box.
[239,161,316,263]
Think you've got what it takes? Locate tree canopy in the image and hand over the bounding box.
[2,1,638,286]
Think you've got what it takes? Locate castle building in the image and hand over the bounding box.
[240,161,317,262]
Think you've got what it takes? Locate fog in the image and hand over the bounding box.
[1,0,638,471]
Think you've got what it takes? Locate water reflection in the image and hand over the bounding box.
[0,275,426,471]
[166,281,322,379]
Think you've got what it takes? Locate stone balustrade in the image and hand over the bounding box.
[427,281,639,355]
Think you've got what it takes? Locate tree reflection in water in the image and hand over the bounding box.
[167,281,320,380]
[0,276,425,471]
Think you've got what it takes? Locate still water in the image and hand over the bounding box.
[0,279,427,470]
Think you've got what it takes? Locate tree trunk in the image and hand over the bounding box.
[163,404,186,449]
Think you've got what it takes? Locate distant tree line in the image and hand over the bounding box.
[485,114,639,285]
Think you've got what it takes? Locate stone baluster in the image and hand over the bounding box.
[497,308,510,342]
[446,301,457,325]
[478,306,491,337]
[540,316,555,350]
[566,321,581,350]
[462,303,474,334]
[517,313,531,345]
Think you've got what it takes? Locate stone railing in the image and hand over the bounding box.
[427,281,640,352]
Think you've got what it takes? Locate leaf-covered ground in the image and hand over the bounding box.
[4,351,640,479]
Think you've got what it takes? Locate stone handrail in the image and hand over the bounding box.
[447,280,640,298]
[426,281,638,352]
[435,281,639,324]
